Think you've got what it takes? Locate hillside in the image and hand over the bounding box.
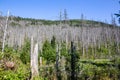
[0,16,119,46]
[0,16,120,80]
[0,16,115,27]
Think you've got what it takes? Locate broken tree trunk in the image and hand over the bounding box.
[39,57,42,66]
[30,37,39,79]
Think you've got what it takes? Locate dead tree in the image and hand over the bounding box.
[111,14,116,26]
[59,10,62,25]
[2,11,9,52]
[30,37,39,79]
[81,13,84,27]
[64,9,67,24]
[63,9,69,25]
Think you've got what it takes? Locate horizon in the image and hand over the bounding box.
[0,0,119,24]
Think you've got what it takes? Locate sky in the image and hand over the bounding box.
[0,0,119,24]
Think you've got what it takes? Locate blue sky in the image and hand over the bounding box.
[0,0,119,23]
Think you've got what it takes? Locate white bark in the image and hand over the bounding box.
[30,37,39,79]
[65,32,68,52]
[39,57,42,66]
[2,10,9,52]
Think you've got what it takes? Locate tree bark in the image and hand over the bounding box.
[2,11,9,53]
[30,37,39,79]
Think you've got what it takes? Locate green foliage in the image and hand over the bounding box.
[20,39,30,64]
[10,15,115,26]
[97,46,109,55]
[0,41,3,51]
[0,51,30,80]
[10,22,21,27]
[0,45,17,60]
[0,60,30,80]
[60,42,68,57]
[77,59,120,80]
[4,45,14,53]
[110,42,119,54]
[60,42,71,74]
[42,40,56,63]
[86,44,116,58]
[39,66,54,80]
[0,70,27,80]
[42,20,55,25]
[32,76,45,80]
[51,36,56,49]
[31,20,38,25]
[13,16,22,22]
[114,1,120,23]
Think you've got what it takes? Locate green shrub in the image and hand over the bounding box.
[61,42,68,57]
[32,76,46,80]
[51,36,56,49]
[42,40,56,63]
[0,50,30,80]
[20,39,30,64]
[10,22,21,27]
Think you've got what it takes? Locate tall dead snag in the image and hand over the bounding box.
[59,10,62,25]
[65,32,68,52]
[64,9,68,24]
[39,56,42,66]
[63,9,69,26]
[30,37,39,79]
[39,40,42,66]
[2,10,9,52]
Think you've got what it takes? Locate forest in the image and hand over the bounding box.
[0,11,120,80]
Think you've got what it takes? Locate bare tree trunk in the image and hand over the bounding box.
[2,11,9,52]
[59,10,62,25]
[82,42,85,57]
[115,29,119,55]
[65,32,68,52]
[30,37,39,79]
[93,34,96,58]
[39,57,42,66]
[39,40,43,66]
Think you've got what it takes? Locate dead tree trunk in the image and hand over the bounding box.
[2,11,9,52]
[30,37,39,79]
